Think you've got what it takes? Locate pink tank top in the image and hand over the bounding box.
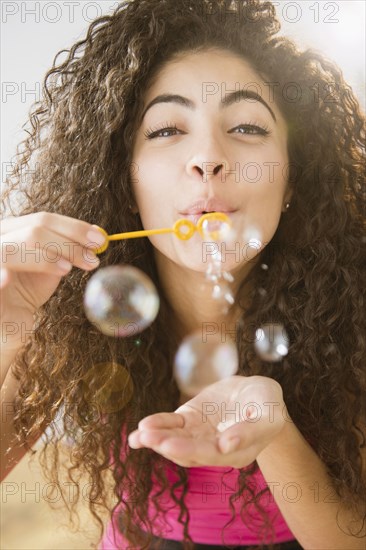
[99,434,295,549]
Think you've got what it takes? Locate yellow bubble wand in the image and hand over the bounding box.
[93,212,230,254]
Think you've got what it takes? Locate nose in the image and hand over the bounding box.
[186,137,228,183]
[193,162,224,181]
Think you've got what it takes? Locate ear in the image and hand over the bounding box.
[285,184,293,203]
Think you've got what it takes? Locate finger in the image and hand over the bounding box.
[152,435,257,469]
[138,412,185,430]
[1,212,107,258]
[158,436,228,466]
[137,427,185,448]
[128,430,144,449]
[137,431,255,469]
[136,434,204,468]
[2,227,100,274]
[1,212,105,249]
[128,427,184,449]
[127,428,200,467]
[217,416,282,455]
[162,436,259,469]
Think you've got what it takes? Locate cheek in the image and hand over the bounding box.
[242,154,288,237]
[131,154,175,229]
[245,159,288,203]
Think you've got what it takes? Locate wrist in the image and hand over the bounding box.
[257,406,294,461]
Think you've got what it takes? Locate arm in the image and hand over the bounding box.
[1,211,103,481]
[127,375,365,548]
[256,414,366,549]
[1,346,45,482]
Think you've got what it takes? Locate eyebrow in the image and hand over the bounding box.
[141,89,277,122]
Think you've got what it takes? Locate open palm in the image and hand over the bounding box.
[128,375,286,468]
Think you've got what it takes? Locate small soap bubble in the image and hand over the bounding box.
[254,323,289,362]
[223,271,234,283]
[200,218,238,313]
[211,282,235,306]
[173,331,239,397]
[257,287,267,298]
[242,226,263,252]
[84,265,159,337]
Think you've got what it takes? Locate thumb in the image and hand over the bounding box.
[217,417,261,454]
[217,401,283,455]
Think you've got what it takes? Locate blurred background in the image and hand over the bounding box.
[1,1,365,549]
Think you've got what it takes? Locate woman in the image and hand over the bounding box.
[1,0,365,548]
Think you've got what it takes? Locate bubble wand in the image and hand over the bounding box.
[93,212,231,254]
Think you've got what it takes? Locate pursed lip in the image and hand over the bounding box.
[179,197,237,215]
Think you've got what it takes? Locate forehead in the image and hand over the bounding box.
[139,48,287,130]
[144,48,267,100]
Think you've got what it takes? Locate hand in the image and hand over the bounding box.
[128,375,286,468]
[1,211,105,349]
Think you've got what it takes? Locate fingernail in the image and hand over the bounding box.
[86,253,100,267]
[86,227,106,247]
[220,436,240,454]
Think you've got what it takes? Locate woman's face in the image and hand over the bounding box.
[131,48,290,274]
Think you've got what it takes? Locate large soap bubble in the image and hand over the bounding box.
[84,265,159,337]
[173,331,239,397]
[201,217,234,243]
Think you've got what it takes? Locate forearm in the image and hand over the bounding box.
[1,345,22,388]
[256,414,365,549]
[1,340,36,481]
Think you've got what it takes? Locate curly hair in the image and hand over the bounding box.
[1,0,365,548]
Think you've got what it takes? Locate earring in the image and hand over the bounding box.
[285,202,290,211]
[129,204,137,213]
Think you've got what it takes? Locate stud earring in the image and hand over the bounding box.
[129,204,139,214]
[285,202,290,210]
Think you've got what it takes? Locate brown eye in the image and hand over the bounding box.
[144,123,186,139]
[228,124,270,136]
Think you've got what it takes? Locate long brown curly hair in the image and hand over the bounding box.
[2,0,365,548]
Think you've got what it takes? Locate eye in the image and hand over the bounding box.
[228,123,271,136]
[144,123,185,140]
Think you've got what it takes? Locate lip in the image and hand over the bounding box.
[182,212,237,225]
[179,197,237,215]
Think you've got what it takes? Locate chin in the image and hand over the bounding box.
[176,251,249,275]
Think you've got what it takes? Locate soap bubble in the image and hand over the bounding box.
[211,282,235,305]
[257,287,267,298]
[201,218,234,242]
[173,331,239,397]
[254,323,289,362]
[84,265,159,337]
[242,225,263,260]
[82,362,134,414]
[200,218,238,312]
